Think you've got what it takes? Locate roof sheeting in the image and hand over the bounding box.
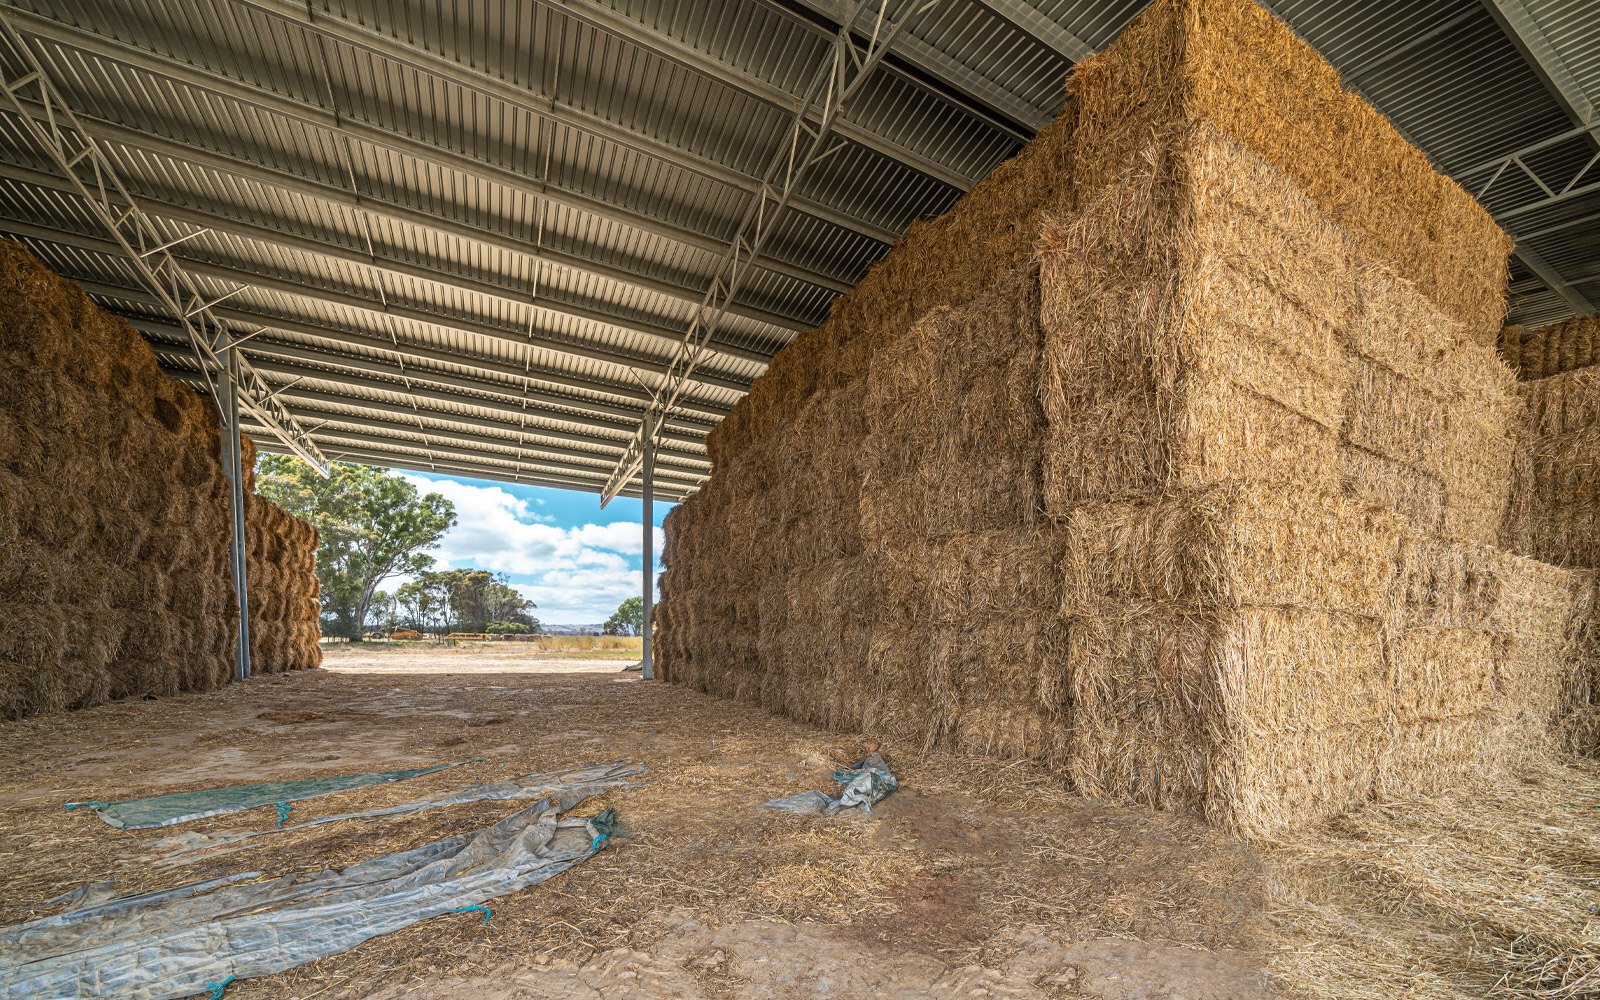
[0,0,1594,495]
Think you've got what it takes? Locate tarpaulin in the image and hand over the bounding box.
[4,772,632,999]
[762,753,898,816]
[152,762,644,863]
[68,762,463,829]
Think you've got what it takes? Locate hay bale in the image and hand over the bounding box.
[1037,125,1348,511]
[1502,366,1600,567]
[1506,314,1599,380]
[862,267,1045,540]
[0,242,247,715]
[1067,0,1509,343]
[1060,482,1402,615]
[1066,602,1389,834]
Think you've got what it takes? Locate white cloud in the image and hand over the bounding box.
[397,474,665,621]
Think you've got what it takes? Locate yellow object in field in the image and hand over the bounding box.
[443,632,490,640]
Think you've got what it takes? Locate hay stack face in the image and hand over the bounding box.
[0,240,322,718]
[656,0,1600,839]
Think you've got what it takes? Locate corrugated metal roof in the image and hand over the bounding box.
[0,0,1594,495]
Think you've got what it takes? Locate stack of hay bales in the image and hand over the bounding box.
[1500,315,1600,380]
[657,79,1083,757]
[659,0,1596,836]
[1498,312,1600,752]
[244,487,324,674]
[1500,317,1600,568]
[0,239,321,718]
[0,240,236,717]
[234,433,323,673]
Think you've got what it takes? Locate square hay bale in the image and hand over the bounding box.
[860,267,1046,541]
[1066,0,1509,342]
[1059,482,1403,615]
[926,615,1071,762]
[1386,627,1496,723]
[1502,367,1600,567]
[702,107,1078,465]
[1505,314,1599,380]
[1066,602,1390,836]
[879,526,1068,626]
[1037,125,1348,510]
[1339,444,1444,536]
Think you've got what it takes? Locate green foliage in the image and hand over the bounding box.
[603,596,645,637]
[486,621,530,634]
[257,458,456,639]
[395,568,538,634]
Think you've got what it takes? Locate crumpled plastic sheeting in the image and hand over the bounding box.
[762,754,899,816]
[2,787,622,999]
[152,762,645,863]
[70,762,463,829]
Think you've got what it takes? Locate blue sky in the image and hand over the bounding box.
[393,471,675,624]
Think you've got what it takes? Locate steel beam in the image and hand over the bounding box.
[225,0,895,246]
[641,409,655,680]
[7,8,852,295]
[763,0,1048,132]
[0,10,327,472]
[0,157,779,367]
[600,0,933,506]
[270,424,707,487]
[221,347,253,681]
[1515,241,1596,312]
[0,217,753,397]
[252,435,691,499]
[228,401,709,475]
[0,99,811,336]
[252,435,695,501]
[1481,0,1594,125]
[971,0,1095,63]
[153,349,712,448]
[161,367,713,466]
[81,276,731,420]
[545,0,978,190]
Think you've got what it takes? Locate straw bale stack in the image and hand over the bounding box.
[0,240,320,717]
[658,0,1592,838]
[1501,314,1600,380]
[705,97,1080,469]
[1036,123,1519,544]
[1502,364,1600,568]
[1067,0,1510,345]
[0,240,238,717]
[244,488,323,674]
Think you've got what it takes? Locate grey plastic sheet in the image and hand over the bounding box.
[762,753,898,816]
[151,762,644,863]
[69,762,463,829]
[2,776,632,999]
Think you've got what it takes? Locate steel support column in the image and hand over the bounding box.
[220,348,253,681]
[641,410,655,681]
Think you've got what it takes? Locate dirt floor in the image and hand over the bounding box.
[1,644,1595,999]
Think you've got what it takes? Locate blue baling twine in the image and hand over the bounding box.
[205,974,235,998]
[451,905,491,924]
[591,832,609,851]
[64,802,108,810]
[272,802,291,827]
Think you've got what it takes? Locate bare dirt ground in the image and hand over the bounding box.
[2,645,1595,999]
[0,645,1268,999]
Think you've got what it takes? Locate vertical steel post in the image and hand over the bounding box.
[221,347,253,681]
[641,411,654,681]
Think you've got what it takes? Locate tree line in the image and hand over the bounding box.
[257,456,537,638]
